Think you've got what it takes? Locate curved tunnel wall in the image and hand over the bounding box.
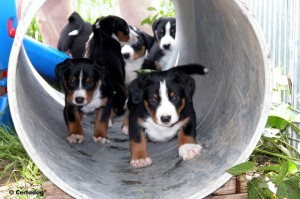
[8,0,271,198]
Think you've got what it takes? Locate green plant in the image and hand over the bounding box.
[26,17,42,42]
[141,0,175,26]
[227,160,300,199]
[226,67,300,198]
[0,125,46,198]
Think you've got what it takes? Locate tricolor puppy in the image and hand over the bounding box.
[121,26,155,86]
[85,15,138,115]
[57,12,92,58]
[56,58,114,144]
[145,17,176,71]
[126,64,209,168]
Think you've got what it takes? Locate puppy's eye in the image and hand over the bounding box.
[68,79,76,85]
[171,95,180,103]
[148,97,158,105]
[86,78,94,83]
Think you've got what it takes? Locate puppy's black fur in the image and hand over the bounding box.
[126,64,208,167]
[85,15,133,115]
[57,12,92,58]
[143,17,176,71]
[56,58,113,143]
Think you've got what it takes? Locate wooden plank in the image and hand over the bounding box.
[42,181,73,199]
[237,175,248,193]
[42,175,248,198]
[205,193,248,199]
[211,176,237,195]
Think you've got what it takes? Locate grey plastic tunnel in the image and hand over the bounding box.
[8,0,271,198]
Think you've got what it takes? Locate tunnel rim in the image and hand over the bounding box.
[7,0,272,198]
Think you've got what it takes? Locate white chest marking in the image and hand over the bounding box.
[159,50,173,71]
[124,51,148,85]
[81,83,102,113]
[142,117,186,142]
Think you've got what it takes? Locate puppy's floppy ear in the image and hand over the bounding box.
[175,71,196,102]
[128,75,148,104]
[55,58,71,84]
[152,17,163,38]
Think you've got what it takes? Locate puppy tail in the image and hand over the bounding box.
[171,64,210,75]
[68,12,85,35]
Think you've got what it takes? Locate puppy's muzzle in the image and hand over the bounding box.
[75,97,85,104]
[161,115,171,124]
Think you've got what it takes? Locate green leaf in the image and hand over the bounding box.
[226,162,257,176]
[147,7,157,11]
[277,176,300,199]
[150,14,160,23]
[274,161,289,185]
[266,115,289,130]
[135,69,156,75]
[141,18,151,25]
[258,164,281,172]
[248,178,265,199]
[287,162,299,175]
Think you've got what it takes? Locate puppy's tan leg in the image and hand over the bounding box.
[121,112,129,135]
[67,111,84,143]
[93,108,110,143]
[130,131,152,168]
[178,130,202,161]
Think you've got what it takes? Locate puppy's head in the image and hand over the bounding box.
[56,58,105,106]
[129,70,195,127]
[92,15,137,44]
[121,26,154,61]
[152,17,176,51]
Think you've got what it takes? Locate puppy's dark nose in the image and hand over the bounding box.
[161,115,171,124]
[75,97,85,104]
[163,44,171,50]
[122,53,130,59]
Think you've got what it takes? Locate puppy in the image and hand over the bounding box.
[126,64,209,168]
[85,15,137,116]
[121,26,155,86]
[57,12,92,58]
[55,58,114,144]
[145,17,176,71]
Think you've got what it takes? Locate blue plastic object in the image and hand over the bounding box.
[0,0,17,126]
[24,36,69,80]
[0,0,69,126]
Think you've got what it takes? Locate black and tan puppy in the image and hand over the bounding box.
[125,64,209,168]
[56,58,114,144]
[85,15,137,115]
[121,26,155,86]
[57,12,92,58]
[143,17,176,71]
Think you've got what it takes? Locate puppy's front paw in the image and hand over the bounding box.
[67,134,84,143]
[121,125,129,135]
[93,136,110,144]
[130,158,152,168]
[108,119,113,127]
[179,144,203,161]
